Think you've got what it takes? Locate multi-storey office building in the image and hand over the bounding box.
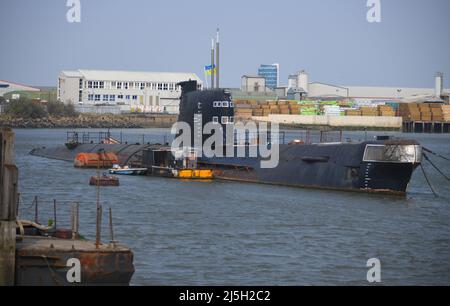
[258,64,279,90]
[57,70,203,114]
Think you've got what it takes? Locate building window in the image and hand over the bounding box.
[163,83,168,91]
[132,95,138,100]
[118,95,124,99]
[112,81,117,88]
[94,94,101,101]
[124,82,129,90]
[99,81,105,89]
[117,82,122,89]
[146,83,151,88]
[158,83,163,90]
[229,116,234,123]
[78,90,82,102]
[230,102,235,107]
[93,81,99,89]
[79,79,83,89]
[126,95,130,100]
[88,81,93,89]
[109,95,115,102]
[140,83,145,90]
[134,82,139,89]
[213,101,220,107]
[221,101,229,107]
[212,116,219,124]
[221,116,229,124]
[103,95,109,101]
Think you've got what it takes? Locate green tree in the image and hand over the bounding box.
[5,98,47,118]
[64,103,78,117]
[47,100,65,116]
[47,101,78,117]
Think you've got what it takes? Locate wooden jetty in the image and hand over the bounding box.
[0,128,18,286]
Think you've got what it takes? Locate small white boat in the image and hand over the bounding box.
[109,164,147,175]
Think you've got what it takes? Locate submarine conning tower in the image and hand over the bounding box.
[177,80,234,147]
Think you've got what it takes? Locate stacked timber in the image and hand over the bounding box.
[419,103,432,121]
[360,106,379,116]
[430,103,444,121]
[233,100,253,120]
[398,103,421,121]
[443,105,450,122]
[378,105,396,117]
[345,109,362,116]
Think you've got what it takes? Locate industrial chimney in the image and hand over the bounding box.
[298,70,309,93]
[435,72,444,98]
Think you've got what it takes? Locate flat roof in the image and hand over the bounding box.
[61,69,202,83]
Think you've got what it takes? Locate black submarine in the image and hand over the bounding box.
[30,80,422,195]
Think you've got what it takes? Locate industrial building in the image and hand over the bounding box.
[0,80,40,97]
[287,71,449,103]
[258,64,279,89]
[241,75,267,93]
[57,70,203,114]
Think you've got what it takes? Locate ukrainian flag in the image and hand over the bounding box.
[204,64,216,75]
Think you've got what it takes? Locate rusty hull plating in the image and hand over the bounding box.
[15,236,134,286]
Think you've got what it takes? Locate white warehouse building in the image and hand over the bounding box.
[57,70,203,114]
[287,71,449,103]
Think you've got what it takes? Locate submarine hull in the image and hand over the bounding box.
[198,142,419,195]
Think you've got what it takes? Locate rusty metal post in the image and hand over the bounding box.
[0,128,18,286]
[16,192,20,217]
[71,202,80,240]
[53,199,57,229]
[34,196,38,224]
[109,207,116,247]
[96,204,102,248]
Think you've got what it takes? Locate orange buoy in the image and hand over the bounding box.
[74,152,119,168]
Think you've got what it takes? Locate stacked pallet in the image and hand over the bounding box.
[378,105,395,117]
[430,103,443,121]
[360,106,379,117]
[289,103,301,115]
[419,103,432,121]
[345,109,362,116]
[443,105,450,122]
[234,101,253,120]
[323,105,342,116]
[398,103,421,121]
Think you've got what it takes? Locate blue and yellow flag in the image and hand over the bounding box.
[204,65,216,75]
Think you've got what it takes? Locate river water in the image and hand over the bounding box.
[12,128,450,285]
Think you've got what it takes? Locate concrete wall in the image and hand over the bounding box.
[58,76,80,105]
[241,76,266,92]
[308,83,349,98]
[253,114,403,129]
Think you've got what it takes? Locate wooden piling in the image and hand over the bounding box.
[0,128,18,286]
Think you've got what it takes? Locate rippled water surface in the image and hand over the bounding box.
[13,129,450,285]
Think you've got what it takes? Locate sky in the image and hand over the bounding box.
[0,0,449,89]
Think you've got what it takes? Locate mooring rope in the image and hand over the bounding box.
[420,163,438,197]
[423,147,450,162]
[423,153,450,182]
